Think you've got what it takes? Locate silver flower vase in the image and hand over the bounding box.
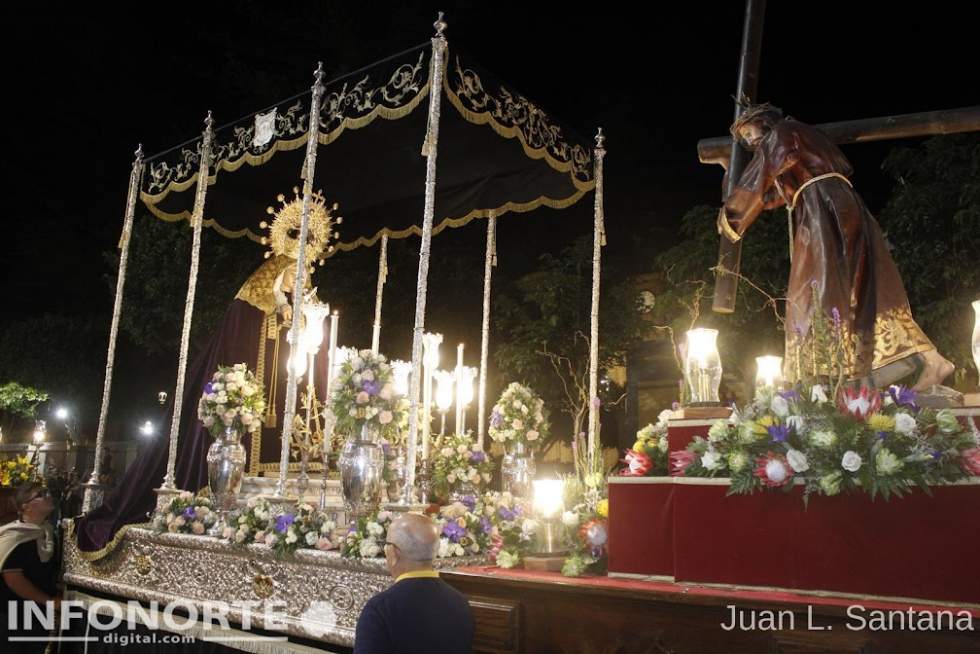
[338,424,384,517]
[384,444,407,503]
[207,425,246,531]
[502,440,535,499]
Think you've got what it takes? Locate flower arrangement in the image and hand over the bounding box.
[431,433,495,500]
[674,384,978,503]
[152,492,218,535]
[342,497,504,561]
[481,491,534,569]
[559,476,608,577]
[488,383,549,450]
[0,455,36,488]
[197,363,266,437]
[223,497,336,556]
[620,409,673,476]
[330,350,409,443]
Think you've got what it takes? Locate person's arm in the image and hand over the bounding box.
[353,602,393,654]
[2,570,58,604]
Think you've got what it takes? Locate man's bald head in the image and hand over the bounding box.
[387,513,439,563]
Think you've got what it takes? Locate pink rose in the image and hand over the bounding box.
[316,537,335,551]
[356,391,370,405]
[961,448,980,476]
[191,521,205,535]
[379,410,393,425]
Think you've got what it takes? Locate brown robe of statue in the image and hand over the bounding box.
[723,118,933,380]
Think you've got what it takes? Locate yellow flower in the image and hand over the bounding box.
[751,415,775,436]
[597,499,609,518]
[632,439,645,452]
[868,414,896,433]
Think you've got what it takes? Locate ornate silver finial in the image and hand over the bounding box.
[313,61,325,85]
[594,127,605,150]
[204,111,214,131]
[434,12,447,38]
[134,144,144,160]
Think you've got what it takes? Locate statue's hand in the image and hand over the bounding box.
[279,304,293,324]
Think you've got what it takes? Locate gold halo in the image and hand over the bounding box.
[264,189,336,261]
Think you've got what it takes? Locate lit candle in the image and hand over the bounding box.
[755,355,784,396]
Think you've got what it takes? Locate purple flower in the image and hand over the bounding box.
[480,517,492,535]
[490,410,503,428]
[275,514,295,534]
[591,546,604,559]
[362,380,381,396]
[460,495,477,511]
[469,451,487,464]
[497,506,518,521]
[671,401,681,411]
[182,506,196,519]
[768,424,791,443]
[442,521,467,543]
[778,389,801,402]
[930,449,942,460]
[876,431,888,441]
[204,382,214,395]
[887,385,918,411]
[831,307,842,330]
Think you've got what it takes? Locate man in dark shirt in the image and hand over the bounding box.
[354,513,474,654]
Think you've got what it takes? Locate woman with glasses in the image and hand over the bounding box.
[0,483,59,653]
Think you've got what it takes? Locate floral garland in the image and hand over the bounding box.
[0,455,37,488]
[675,384,979,503]
[330,350,409,444]
[430,433,495,501]
[197,363,266,437]
[488,382,549,450]
[152,492,218,535]
[223,497,336,556]
[620,409,673,476]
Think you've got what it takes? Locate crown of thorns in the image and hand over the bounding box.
[729,100,783,137]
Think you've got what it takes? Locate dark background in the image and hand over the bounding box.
[2,2,976,440]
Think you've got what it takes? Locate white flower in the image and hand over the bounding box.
[441,447,453,458]
[447,473,457,484]
[512,419,524,430]
[765,459,789,484]
[846,396,871,417]
[526,430,539,441]
[379,410,393,425]
[203,416,215,428]
[482,472,491,482]
[770,395,790,418]
[894,412,916,435]
[810,385,829,404]
[701,449,724,471]
[359,540,381,558]
[841,451,863,473]
[226,383,238,393]
[235,529,248,544]
[810,430,837,449]
[367,522,384,537]
[786,449,809,473]
[561,511,580,527]
[457,445,469,455]
[438,539,451,558]
[264,533,277,547]
[306,531,319,546]
[657,437,669,452]
[708,420,728,443]
[379,385,393,401]
[361,370,375,382]
[521,519,539,537]
[377,511,393,523]
[285,530,298,544]
[658,409,673,425]
[786,415,807,434]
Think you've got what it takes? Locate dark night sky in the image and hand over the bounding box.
[1,3,977,429]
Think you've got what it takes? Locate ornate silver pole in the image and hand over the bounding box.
[159,113,215,494]
[477,214,496,447]
[83,145,144,513]
[371,234,389,354]
[274,63,326,499]
[587,129,606,473]
[404,15,448,503]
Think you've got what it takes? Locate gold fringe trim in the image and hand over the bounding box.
[67,519,146,563]
[442,64,594,194]
[140,81,429,209]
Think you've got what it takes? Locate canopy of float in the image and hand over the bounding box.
[140,42,595,253]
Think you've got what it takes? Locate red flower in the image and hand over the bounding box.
[961,448,980,476]
[621,449,653,476]
[753,452,793,488]
[670,450,696,477]
[836,385,881,421]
